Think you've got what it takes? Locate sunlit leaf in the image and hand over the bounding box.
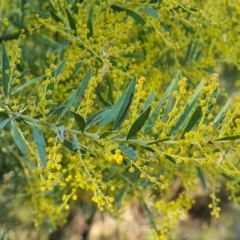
[33,126,47,168]
[127,105,151,140]
[118,145,136,160]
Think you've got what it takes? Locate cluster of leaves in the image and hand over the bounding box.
[1,0,240,239]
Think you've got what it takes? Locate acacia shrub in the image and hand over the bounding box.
[1,1,240,239]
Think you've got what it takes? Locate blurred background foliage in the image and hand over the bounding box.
[1,0,240,239]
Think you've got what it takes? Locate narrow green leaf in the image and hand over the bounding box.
[143,202,158,234]
[96,86,111,107]
[111,5,146,26]
[65,8,77,35]
[181,105,202,138]
[145,71,182,133]
[19,69,30,81]
[72,135,80,150]
[114,185,127,207]
[59,68,92,119]
[121,53,145,59]
[162,71,183,122]
[54,59,66,78]
[87,7,93,38]
[0,117,15,129]
[71,68,92,109]
[214,135,240,141]
[113,76,137,130]
[53,41,70,54]
[99,131,117,139]
[50,9,63,23]
[0,112,9,121]
[171,79,204,135]
[107,78,114,104]
[213,98,232,126]
[96,5,107,19]
[34,34,59,48]
[118,145,136,160]
[146,138,171,145]
[185,41,198,63]
[140,146,155,152]
[142,90,155,111]
[10,121,28,156]
[1,41,10,102]
[207,76,219,114]
[127,105,151,140]
[86,107,112,129]
[56,125,65,142]
[11,75,45,94]
[63,139,77,152]
[35,105,66,119]
[72,61,83,77]
[101,91,127,128]
[70,111,86,132]
[108,58,127,72]
[141,7,159,18]
[45,81,54,104]
[33,126,47,168]
[63,139,96,157]
[165,154,176,164]
[197,166,207,189]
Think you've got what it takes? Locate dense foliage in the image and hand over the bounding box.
[1,0,240,239]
